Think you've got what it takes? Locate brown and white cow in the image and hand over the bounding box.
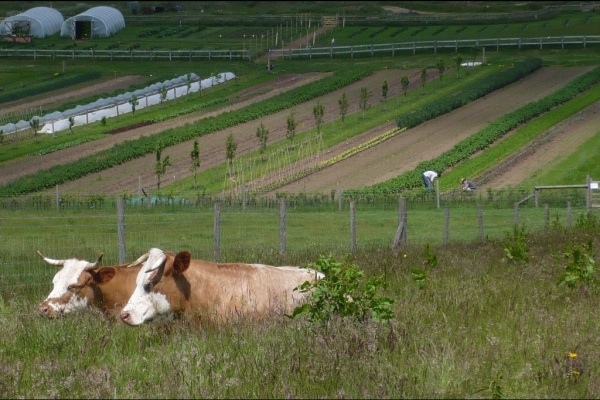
[37,251,142,318]
[119,248,324,326]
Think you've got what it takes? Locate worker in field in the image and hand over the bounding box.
[461,178,476,191]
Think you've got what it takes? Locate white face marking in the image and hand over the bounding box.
[43,259,93,314]
[121,248,173,325]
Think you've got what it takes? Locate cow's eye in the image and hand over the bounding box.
[67,284,81,293]
[143,282,154,292]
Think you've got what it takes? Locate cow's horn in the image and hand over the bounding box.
[37,251,65,266]
[128,252,149,268]
[145,252,167,273]
[84,253,104,271]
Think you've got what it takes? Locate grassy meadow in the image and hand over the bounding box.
[1,215,600,398]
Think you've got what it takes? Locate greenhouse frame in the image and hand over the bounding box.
[60,6,125,39]
[0,7,64,38]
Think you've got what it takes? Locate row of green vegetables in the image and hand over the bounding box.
[344,63,600,198]
[0,68,374,196]
[0,72,102,106]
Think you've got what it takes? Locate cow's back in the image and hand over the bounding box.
[181,261,321,320]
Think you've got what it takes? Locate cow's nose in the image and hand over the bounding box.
[38,304,50,316]
[120,311,130,322]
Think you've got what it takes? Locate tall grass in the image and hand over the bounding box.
[1,215,599,398]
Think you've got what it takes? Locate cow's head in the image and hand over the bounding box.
[37,251,116,317]
[120,248,190,326]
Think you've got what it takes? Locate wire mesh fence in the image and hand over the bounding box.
[1,195,595,295]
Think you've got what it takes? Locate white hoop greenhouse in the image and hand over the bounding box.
[0,7,64,38]
[60,6,125,39]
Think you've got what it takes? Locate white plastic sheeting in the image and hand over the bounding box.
[60,6,125,39]
[0,7,64,38]
[0,72,236,137]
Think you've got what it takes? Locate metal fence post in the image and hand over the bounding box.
[566,201,572,228]
[514,203,519,226]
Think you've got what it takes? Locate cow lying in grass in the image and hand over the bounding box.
[37,251,142,318]
[119,248,324,326]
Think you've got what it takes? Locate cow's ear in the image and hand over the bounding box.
[94,267,116,284]
[173,251,192,274]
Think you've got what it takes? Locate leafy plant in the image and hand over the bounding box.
[338,92,349,126]
[225,133,237,177]
[128,95,139,116]
[502,224,529,264]
[312,100,324,138]
[411,243,438,290]
[359,87,372,120]
[287,254,395,324]
[285,110,297,147]
[154,144,171,191]
[101,116,107,126]
[558,240,596,288]
[190,139,201,189]
[255,122,269,161]
[401,75,409,97]
[29,118,40,143]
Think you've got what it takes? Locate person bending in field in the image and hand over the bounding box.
[461,178,476,191]
[422,170,439,193]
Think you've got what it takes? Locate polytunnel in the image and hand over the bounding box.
[60,6,125,39]
[0,7,64,38]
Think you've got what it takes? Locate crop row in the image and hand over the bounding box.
[345,64,600,198]
[0,72,102,105]
[0,69,373,196]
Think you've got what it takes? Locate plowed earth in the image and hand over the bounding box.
[1,66,596,196]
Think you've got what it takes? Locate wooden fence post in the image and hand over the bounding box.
[544,203,549,228]
[477,203,484,241]
[443,206,450,246]
[514,203,519,226]
[350,201,356,253]
[279,197,286,256]
[117,197,126,264]
[566,201,572,228]
[392,198,408,249]
[214,202,221,262]
[56,185,60,211]
[436,179,440,209]
[586,174,591,210]
[337,181,342,211]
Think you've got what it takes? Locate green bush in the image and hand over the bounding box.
[287,254,395,324]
